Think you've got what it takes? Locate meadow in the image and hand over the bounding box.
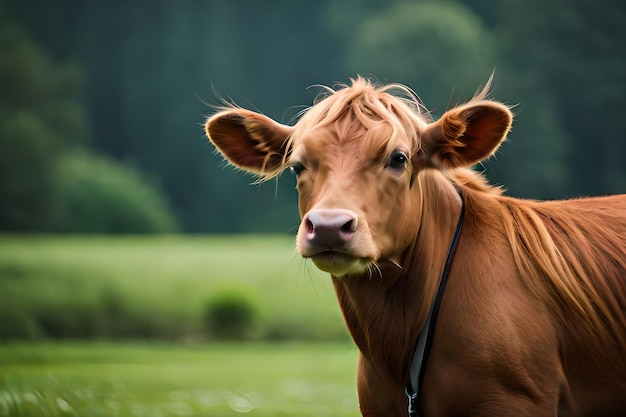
[0,235,349,341]
[0,235,359,416]
[0,342,358,417]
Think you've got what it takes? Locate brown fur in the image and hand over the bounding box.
[205,77,626,416]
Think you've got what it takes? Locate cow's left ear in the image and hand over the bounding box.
[205,109,294,177]
[422,101,512,168]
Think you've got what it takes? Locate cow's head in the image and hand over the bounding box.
[206,77,512,277]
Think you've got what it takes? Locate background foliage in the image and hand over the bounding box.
[1,0,624,233]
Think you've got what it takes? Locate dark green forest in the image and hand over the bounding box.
[1,0,625,233]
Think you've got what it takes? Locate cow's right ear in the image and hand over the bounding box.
[205,109,294,177]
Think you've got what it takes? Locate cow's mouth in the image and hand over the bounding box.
[308,250,372,276]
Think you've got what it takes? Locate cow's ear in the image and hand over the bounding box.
[422,101,512,168]
[205,109,294,177]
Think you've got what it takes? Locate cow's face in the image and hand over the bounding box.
[287,106,423,276]
[206,78,512,277]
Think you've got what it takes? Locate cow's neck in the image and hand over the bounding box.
[332,172,463,382]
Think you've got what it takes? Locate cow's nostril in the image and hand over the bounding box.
[341,218,357,234]
[305,217,315,234]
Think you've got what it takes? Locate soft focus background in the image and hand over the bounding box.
[1,0,624,416]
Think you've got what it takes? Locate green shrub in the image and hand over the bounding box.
[33,302,99,339]
[0,16,87,232]
[49,150,179,233]
[204,287,260,340]
[0,113,58,231]
[0,304,39,340]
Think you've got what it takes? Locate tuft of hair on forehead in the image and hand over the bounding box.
[288,76,432,160]
[309,76,431,117]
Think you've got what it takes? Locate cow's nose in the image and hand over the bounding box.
[303,209,358,248]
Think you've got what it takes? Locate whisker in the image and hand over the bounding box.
[287,248,321,297]
[367,262,383,281]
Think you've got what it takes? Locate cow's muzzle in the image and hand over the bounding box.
[298,209,372,276]
[303,209,357,247]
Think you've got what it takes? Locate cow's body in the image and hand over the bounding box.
[205,77,626,416]
[336,170,626,416]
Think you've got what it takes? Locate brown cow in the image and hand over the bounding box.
[205,77,626,417]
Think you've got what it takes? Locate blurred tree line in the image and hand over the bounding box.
[1,0,624,233]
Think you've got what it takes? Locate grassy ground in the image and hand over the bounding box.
[0,236,360,415]
[0,235,349,340]
[0,342,359,417]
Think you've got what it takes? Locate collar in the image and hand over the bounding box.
[405,190,465,417]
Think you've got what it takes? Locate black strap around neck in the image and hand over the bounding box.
[405,191,465,417]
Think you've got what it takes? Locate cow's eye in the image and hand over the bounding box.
[386,150,409,170]
[289,161,306,176]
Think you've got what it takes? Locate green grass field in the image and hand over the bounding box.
[0,235,361,416]
[0,235,349,341]
[0,342,359,417]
